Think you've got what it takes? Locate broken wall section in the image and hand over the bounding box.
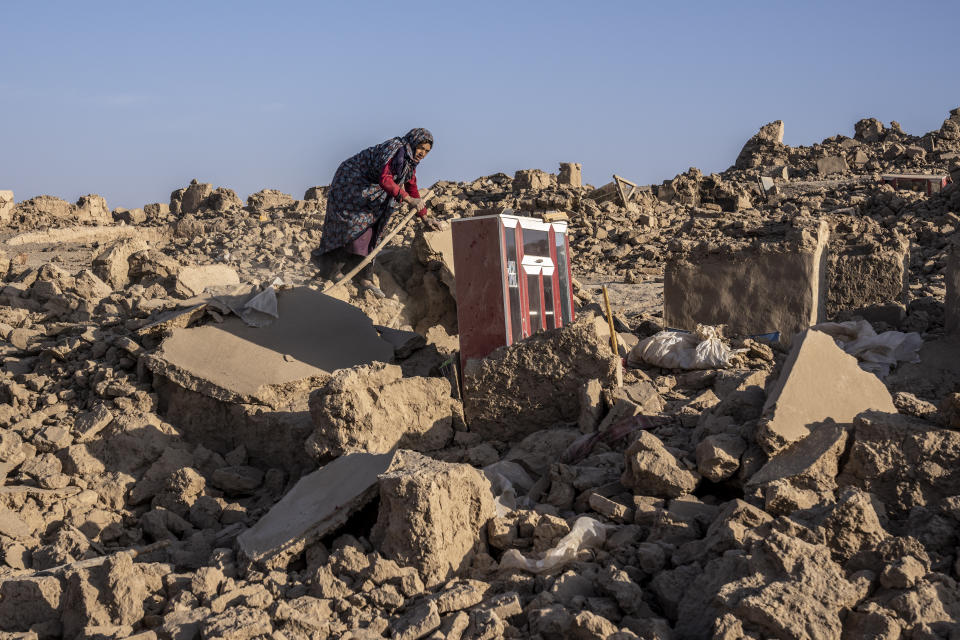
[664,215,829,345]
[826,213,911,320]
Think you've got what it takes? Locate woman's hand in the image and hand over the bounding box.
[405,196,424,211]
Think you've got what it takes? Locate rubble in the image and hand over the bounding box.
[1,108,959,638]
[462,314,620,441]
[306,362,454,459]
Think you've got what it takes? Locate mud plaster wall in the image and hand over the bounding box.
[826,244,909,318]
[664,228,828,346]
[153,373,315,476]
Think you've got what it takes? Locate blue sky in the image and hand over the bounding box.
[2,0,957,209]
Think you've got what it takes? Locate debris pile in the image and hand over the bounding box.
[0,108,959,638]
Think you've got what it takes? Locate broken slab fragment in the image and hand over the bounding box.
[462,314,619,441]
[371,450,495,589]
[664,218,829,346]
[305,362,454,460]
[756,329,896,456]
[237,451,395,569]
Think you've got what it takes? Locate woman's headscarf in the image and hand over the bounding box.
[402,128,434,159]
[382,128,434,185]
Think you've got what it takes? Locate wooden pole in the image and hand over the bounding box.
[602,285,618,357]
[322,189,434,293]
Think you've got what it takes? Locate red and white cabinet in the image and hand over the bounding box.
[451,212,575,369]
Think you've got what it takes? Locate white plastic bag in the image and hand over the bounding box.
[628,324,742,370]
[812,320,922,379]
[498,516,607,574]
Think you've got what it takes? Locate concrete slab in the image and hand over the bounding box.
[238,451,396,569]
[146,286,394,407]
[756,329,896,456]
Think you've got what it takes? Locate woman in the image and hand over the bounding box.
[313,127,440,297]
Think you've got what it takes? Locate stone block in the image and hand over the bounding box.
[558,163,582,187]
[735,121,785,169]
[305,362,453,460]
[756,329,896,456]
[238,451,395,569]
[854,118,885,142]
[143,202,170,221]
[664,219,829,346]
[204,188,242,212]
[114,207,146,224]
[462,314,620,441]
[816,156,849,176]
[371,450,495,588]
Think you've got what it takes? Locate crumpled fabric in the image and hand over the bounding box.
[498,516,608,574]
[628,324,744,370]
[812,320,922,379]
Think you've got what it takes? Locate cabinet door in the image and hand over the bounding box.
[553,229,573,325]
[502,219,526,344]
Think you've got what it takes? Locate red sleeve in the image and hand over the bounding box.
[379,161,403,198]
[380,158,427,217]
